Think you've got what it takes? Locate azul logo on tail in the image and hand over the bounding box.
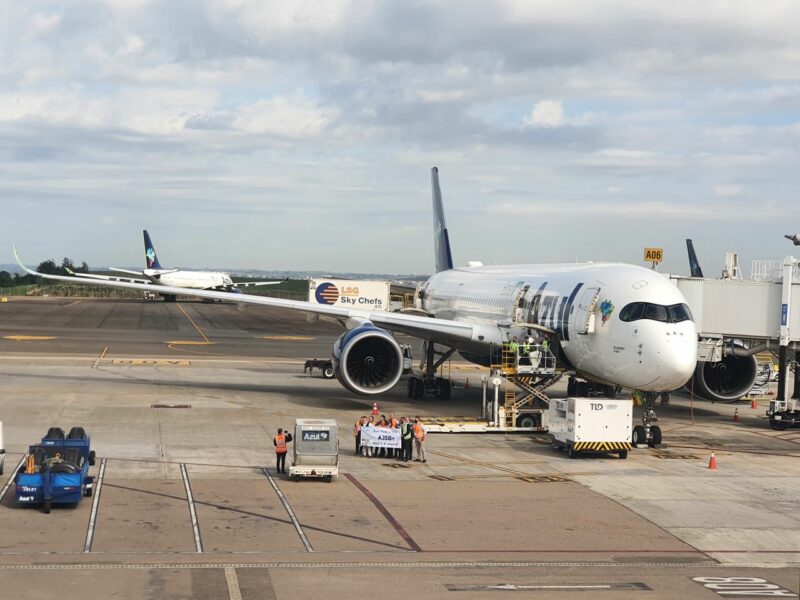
[143,230,162,270]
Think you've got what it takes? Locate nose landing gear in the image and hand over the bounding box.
[633,391,664,448]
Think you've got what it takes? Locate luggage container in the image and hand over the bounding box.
[549,398,632,459]
[289,419,339,482]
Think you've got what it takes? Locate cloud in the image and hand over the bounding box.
[523,100,565,128]
[1,1,799,273]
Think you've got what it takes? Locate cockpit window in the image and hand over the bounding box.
[619,302,693,323]
[644,303,668,322]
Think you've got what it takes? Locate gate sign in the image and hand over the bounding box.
[643,247,663,263]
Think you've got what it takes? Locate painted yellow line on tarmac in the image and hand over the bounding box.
[166,340,217,346]
[259,335,316,341]
[175,302,211,343]
[3,335,57,341]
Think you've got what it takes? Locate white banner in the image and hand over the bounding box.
[360,426,401,449]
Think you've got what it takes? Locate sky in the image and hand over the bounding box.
[1,0,799,275]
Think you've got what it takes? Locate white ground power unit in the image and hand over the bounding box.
[549,398,633,459]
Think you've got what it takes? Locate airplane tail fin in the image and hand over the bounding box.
[686,239,704,278]
[143,230,163,270]
[431,167,454,273]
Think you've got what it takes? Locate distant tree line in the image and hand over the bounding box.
[0,258,89,288]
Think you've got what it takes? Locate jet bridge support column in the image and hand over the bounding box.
[777,256,796,403]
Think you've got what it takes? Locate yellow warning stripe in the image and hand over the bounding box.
[573,441,632,452]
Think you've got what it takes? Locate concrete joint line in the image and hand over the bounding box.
[180,463,204,553]
[84,458,107,553]
[262,468,314,552]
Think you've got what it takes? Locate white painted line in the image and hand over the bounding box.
[447,583,652,591]
[180,463,204,553]
[225,567,243,600]
[84,458,107,553]
[262,468,313,552]
[0,455,27,503]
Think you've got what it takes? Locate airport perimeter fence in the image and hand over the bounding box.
[0,284,305,301]
[1,284,144,299]
[0,285,35,296]
[246,290,305,300]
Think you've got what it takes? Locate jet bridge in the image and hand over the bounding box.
[670,255,800,406]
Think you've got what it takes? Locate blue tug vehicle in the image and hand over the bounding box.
[15,427,96,513]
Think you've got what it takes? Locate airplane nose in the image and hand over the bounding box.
[660,324,697,389]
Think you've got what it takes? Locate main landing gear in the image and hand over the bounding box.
[406,342,455,400]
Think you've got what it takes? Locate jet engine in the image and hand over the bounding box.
[692,354,758,402]
[332,324,404,395]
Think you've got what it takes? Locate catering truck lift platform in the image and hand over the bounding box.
[15,427,96,513]
[425,341,559,433]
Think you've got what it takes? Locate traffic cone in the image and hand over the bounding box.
[372,402,379,416]
[464,378,470,390]
[751,398,758,409]
[733,408,740,422]
[708,451,717,470]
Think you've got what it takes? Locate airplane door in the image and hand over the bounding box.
[513,285,530,323]
[575,287,600,335]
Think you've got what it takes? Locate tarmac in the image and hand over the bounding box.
[0,297,799,599]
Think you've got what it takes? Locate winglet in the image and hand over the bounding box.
[432,167,454,273]
[13,245,39,277]
[686,239,704,278]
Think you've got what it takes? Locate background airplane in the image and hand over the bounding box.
[69,230,286,301]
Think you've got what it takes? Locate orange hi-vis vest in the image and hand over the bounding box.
[274,434,288,454]
[413,422,425,440]
[390,418,399,428]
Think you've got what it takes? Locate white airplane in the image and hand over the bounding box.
[67,230,286,300]
[16,168,697,440]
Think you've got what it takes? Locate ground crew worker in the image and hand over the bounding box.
[509,336,519,354]
[273,427,293,474]
[353,416,366,455]
[412,416,427,463]
[388,412,399,458]
[400,416,413,462]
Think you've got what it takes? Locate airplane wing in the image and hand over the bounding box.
[15,246,502,346]
[108,267,146,276]
[66,268,150,285]
[233,278,289,288]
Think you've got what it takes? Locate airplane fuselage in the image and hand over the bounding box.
[144,269,235,291]
[420,262,697,392]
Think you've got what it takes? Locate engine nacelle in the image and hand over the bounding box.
[332,324,404,395]
[693,354,758,402]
